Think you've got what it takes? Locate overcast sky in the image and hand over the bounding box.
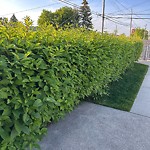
[1,0,150,35]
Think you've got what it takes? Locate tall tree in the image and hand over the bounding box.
[10,14,18,22]
[131,28,148,40]
[54,7,79,27]
[38,10,54,26]
[38,7,79,28]
[79,0,93,29]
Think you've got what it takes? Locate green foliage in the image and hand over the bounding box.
[23,16,33,28]
[0,17,8,25]
[54,7,79,28]
[10,14,18,23]
[131,28,148,40]
[38,9,55,26]
[79,0,93,29]
[86,63,148,111]
[38,7,79,28]
[0,22,143,149]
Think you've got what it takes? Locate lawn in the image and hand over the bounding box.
[85,62,148,111]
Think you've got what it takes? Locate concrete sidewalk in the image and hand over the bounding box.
[39,102,150,150]
[131,61,150,117]
[38,61,150,150]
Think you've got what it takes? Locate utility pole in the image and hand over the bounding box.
[115,25,118,36]
[130,9,133,36]
[73,6,77,28]
[102,0,105,34]
[144,24,147,40]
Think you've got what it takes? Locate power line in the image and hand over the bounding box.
[0,3,59,17]
[107,0,130,15]
[129,18,150,19]
[133,20,138,28]
[107,0,150,27]
[0,0,131,30]
[113,13,150,16]
[107,0,133,33]
[106,18,129,26]
[57,0,79,8]
[108,0,150,15]
[109,0,150,24]
[111,0,124,13]
[115,0,129,11]
[59,12,78,27]
[57,0,101,16]
[57,0,130,27]
[107,0,150,32]
[106,16,150,19]
[128,0,150,9]
[136,8,150,13]
[105,16,130,26]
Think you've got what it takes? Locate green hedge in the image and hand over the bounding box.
[0,22,143,149]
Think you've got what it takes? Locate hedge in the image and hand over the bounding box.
[0,22,143,149]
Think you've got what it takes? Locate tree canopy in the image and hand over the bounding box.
[38,7,79,28]
[131,28,148,40]
[0,17,8,25]
[38,10,54,26]
[55,7,79,27]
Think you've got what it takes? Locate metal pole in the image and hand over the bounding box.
[144,24,147,40]
[115,25,118,36]
[102,0,105,34]
[130,9,133,36]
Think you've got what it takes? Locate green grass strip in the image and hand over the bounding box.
[86,62,148,111]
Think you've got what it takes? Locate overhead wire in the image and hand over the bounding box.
[129,0,150,8]
[110,0,150,24]
[111,0,124,14]
[107,0,150,15]
[106,16,150,19]
[113,13,150,16]
[59,12,78,27]
[105,17,129,26]
[133,20,138,28]
[0,3,59,17]
[57,0,101,16]
[57,0,130,27]
[0,0,132,29]
[136,8,150,13]
[107,0,130,15]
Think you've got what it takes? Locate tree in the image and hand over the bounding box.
[38,7,79,28]
[131,28,148,40]
[79,0,93,29]
[38,10,54,26]
[10,14,18,22]
[54,7,79,28]
[0,17,8,25]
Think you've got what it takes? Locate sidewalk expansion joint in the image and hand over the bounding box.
[129,111,150,119]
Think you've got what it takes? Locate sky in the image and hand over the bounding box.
[1,0,150,35]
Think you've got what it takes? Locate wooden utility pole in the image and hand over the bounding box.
[130,9,133,36]
[102,0,105,34]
